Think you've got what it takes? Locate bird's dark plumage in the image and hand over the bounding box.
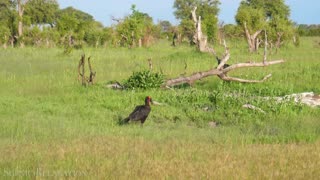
[216,56,230,69]
[123,96,153,125]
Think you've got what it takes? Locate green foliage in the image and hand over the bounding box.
[22,26,59,47]
[124,70,164,89]
[55,6,107,49]
[223,24,243,39]
[24,0,59,26]
[115,4,155,47]
[298,24,320,36]
[0,0,17,43]
[178,19,194,42]
[235,5,266,31]
[235,0,295,45]
[174,0,220,43]
[0,25,10,44]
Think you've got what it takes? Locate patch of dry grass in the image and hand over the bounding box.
[1,136,319,179]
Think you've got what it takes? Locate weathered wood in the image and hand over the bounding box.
[87,57,96,85]
[216,40,230,70]
[81,55,86,86]
[165,68,221,87]
[191,6,210,53]
[221,60,285,74]
[78,54,96,86]
[244,22,262,53]
[263,30,268,64]
[218,73,272,83]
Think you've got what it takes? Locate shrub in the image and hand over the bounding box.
[124,70,164,89]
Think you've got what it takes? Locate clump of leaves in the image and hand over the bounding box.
[124,70,164,89]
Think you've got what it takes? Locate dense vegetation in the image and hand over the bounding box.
[0,37,319,178]
[298,24,320,36]
[0,0,309,50]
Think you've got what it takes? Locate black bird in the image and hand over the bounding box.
[123,96,153,125]
[216,56,230,69]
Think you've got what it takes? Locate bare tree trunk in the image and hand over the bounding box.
[263,30,268,64]
[276,32,284,48]
[17,0,28,37]
[244,22,262,53]
[17,0,29,48]
[191,7,198,44]
[255,38,262,51]
[191,7,211,53]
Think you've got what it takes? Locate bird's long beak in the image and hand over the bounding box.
[151,100,165,106]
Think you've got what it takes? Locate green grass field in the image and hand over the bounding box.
[0,37,320,179]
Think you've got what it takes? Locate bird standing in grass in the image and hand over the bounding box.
[123,96,153,125]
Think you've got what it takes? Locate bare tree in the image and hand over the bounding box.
[191,7,213,53]
[17,0,29,37]
[15,0,29,47]
[244,22,262,53]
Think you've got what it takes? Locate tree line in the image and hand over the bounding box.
[0,0,317,50]
[298,24,320,37]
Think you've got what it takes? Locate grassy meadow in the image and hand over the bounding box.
[0,37,320,179]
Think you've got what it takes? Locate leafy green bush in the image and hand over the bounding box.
[124,70,164,89]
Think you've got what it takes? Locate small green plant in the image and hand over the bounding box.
[124,70,164,89]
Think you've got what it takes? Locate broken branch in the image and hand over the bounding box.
[218,73,272,83]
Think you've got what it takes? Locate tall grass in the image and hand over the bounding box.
[0,37,319,178]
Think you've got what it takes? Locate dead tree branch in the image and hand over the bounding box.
[163,28,284,87]
[221,60,285,74]
[218,73,272,83]
[216,40,230,70]
[78,54,96,86]
[164,39,284,87]
[79,54,86,86]
[87,57,96,85]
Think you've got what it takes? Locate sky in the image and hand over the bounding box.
[57,0,320,26]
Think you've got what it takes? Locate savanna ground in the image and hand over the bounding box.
[0,37,320,179]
